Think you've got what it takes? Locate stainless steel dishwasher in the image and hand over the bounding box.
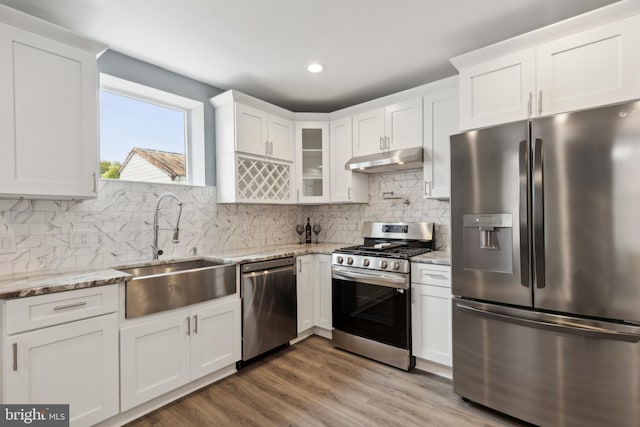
[241,257,297,363]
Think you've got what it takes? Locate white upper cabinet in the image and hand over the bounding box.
[423,88,459,200]
[235,103,269,156]
[455,13,640,130]
[234,102,294,162]
[536,15,640,116]
[295,121,330,204]
[268,114,296,161]
[384,98,423,152]
[211,91,295,204]
[329,116,368,203]
[352,108,385,157]
[0,13,104,199]
[352,97,423,156]
[458,49,536,130]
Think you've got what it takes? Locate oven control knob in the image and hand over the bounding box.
[347,257,354,265]
[363,259,370,267]
[380,260,388,269]
[393,262,401,271]
[336,256,344,264]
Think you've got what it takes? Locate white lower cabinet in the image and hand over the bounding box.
[313,255,332,330]
[297,254,332,334]
[3,304,119,426]
[411,264,452,367]
[120,298,241,411]
[296,255,314,333]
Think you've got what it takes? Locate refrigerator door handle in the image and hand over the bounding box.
[518,139,530,287]
[456,303,640,343]
[532,138,545,289]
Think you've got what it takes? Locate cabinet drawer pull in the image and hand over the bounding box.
[379,136,384,150]
[424,273,448,280]
[348,186,352,200]
[194,315,198,334]
[53,301,87,311]
[13,343,17,371]
[187,316,191,336]
[527,92,532,117]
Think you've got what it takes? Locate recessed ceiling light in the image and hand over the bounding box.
[307,62,326,73]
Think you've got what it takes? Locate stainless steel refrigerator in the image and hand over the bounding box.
[451,100,640,427]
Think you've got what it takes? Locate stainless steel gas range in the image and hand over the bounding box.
[331,222,434,370]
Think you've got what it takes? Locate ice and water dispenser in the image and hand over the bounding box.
[463,214,513,274]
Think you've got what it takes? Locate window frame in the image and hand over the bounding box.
[98,73,206,186]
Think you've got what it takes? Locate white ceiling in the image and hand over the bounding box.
[0,0,621,112]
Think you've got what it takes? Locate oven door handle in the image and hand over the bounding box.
[332,267,409,290]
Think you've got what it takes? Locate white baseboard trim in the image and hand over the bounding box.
[415,357,452,380]
[291,326,331,344]
[95,365,237,427]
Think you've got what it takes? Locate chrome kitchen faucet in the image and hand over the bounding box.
[152,192,184,260]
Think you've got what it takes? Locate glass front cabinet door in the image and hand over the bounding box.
[295,121,330,203]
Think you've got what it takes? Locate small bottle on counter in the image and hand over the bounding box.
[305,217,312,244]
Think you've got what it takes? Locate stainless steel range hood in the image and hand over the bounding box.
[345,147,423,173]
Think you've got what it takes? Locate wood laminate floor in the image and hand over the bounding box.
[126,336,529,427]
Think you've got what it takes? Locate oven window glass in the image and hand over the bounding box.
[332,278,409,349]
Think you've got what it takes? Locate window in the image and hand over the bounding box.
[99,74,205,185]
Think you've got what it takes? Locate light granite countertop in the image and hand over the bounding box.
[0,243,450,299]
[0,243,349,300]
[0,268,131,299]
[410,250,451,266]
[203,242,348,264]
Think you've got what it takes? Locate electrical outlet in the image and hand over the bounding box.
[0,234,16,254]
[70,230,90,248]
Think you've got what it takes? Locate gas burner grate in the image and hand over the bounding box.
[335,246,433,259]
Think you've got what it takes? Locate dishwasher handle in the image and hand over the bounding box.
[241,257,295,273]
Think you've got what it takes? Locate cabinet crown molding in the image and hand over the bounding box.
[0,4,107,56]
[210,89,295,120]
[450,0,640,71]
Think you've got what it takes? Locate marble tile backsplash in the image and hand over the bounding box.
[0,180,304,275]
[312,170,450,250]
[0,169,449,275]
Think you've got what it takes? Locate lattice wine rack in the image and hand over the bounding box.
[236,156,292,202]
